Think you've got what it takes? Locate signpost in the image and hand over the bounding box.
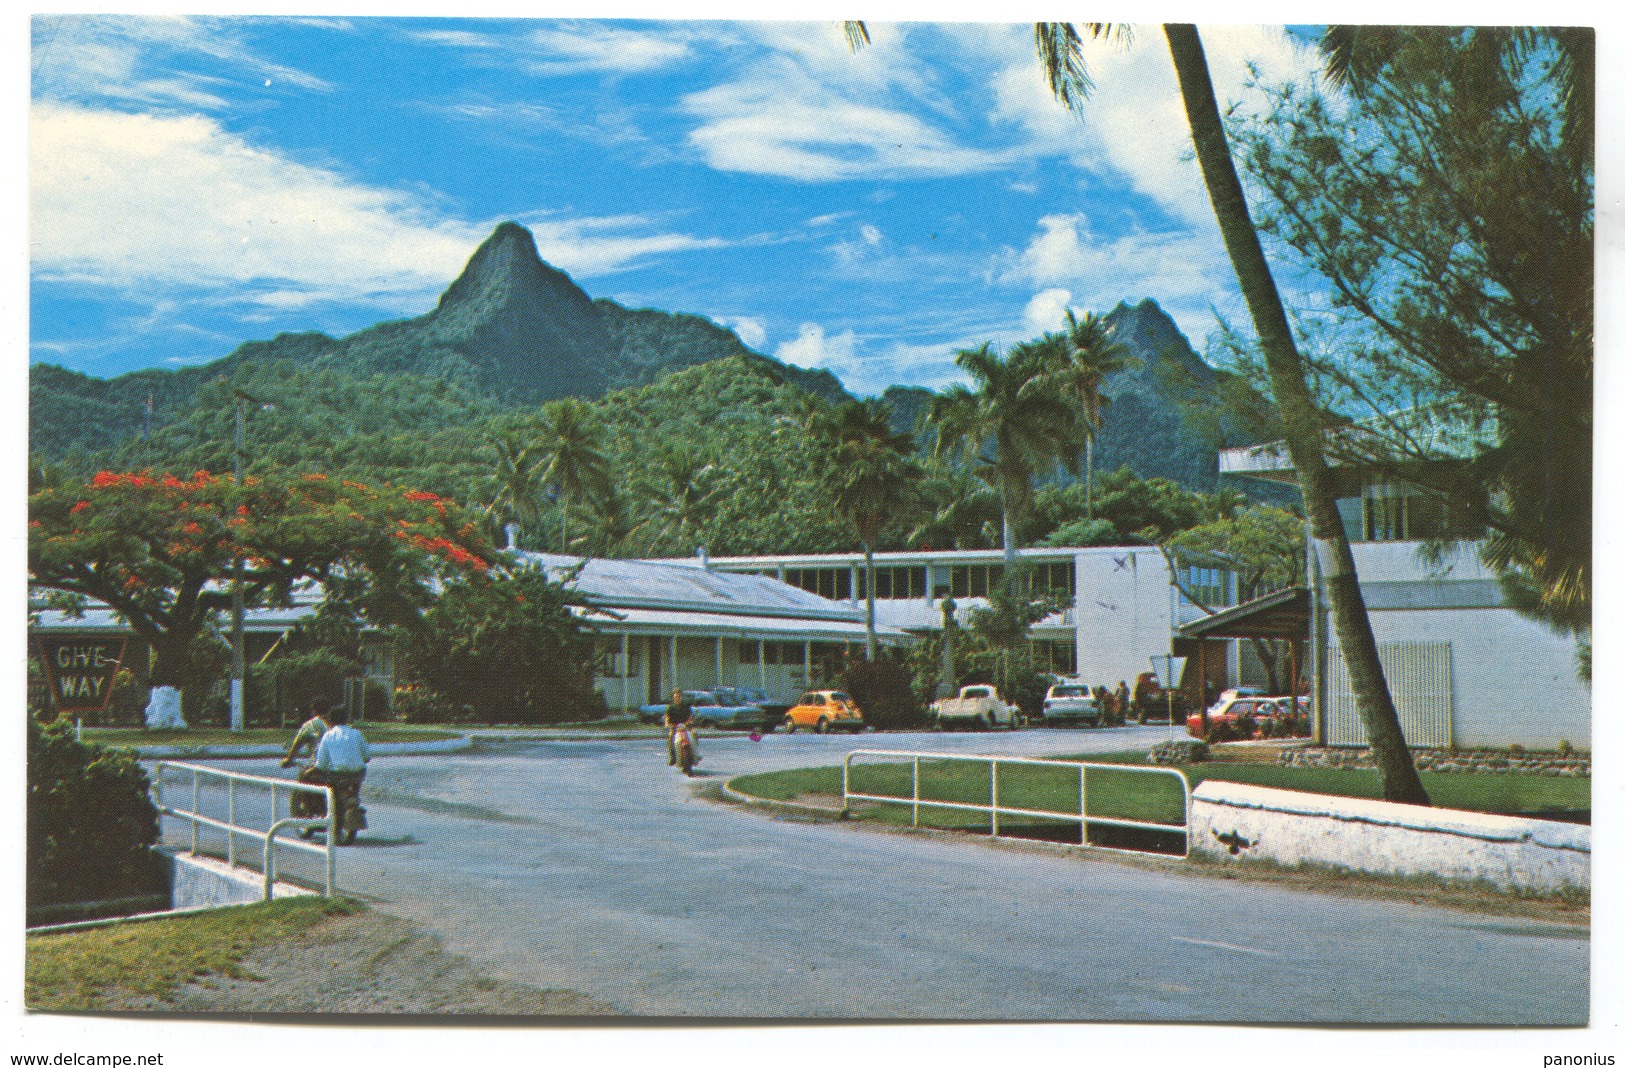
[1150,653,1187,741]
[36,635,128,725]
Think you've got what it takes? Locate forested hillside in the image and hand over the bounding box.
[30,220,1272,557]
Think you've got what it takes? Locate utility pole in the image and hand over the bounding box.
[227,383,267,732]
[230,390,247,732]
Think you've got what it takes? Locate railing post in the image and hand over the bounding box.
[226,779,237,867]
[990,759,999,838]
[911,756,920,828]
[840,755,851,819]
[190,769,199,855]
[1079,763,1088,847]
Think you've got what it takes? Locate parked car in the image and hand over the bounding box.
[1040,682,1102,727]
[636,690,773,732]
[722,685,790,719]
[783,690,866,733]
[930,684,1023,730]
[1185,695,1280,739]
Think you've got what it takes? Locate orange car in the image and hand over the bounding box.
[783,690,865,734]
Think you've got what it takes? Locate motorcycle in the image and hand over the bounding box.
[282,759,367,844]
[673,723,698,777]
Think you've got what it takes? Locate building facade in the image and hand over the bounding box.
[677,546,1234,693]
[1220,441,1590,749]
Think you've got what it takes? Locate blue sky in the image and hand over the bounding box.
[32,16,1332,394]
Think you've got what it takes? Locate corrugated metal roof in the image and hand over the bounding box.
[514,553,864,622]
[572,605,904,641]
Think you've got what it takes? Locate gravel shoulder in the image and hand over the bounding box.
[102,907,617,1016]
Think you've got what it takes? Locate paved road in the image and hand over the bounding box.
[161,726,1588,1023]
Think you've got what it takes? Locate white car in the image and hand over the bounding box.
[1040,683,1102,727]
[931,685,1023,730]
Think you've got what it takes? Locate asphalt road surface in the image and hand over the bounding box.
[160,726,1588,1023]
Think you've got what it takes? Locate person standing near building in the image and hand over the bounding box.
[1114,681,1130,727]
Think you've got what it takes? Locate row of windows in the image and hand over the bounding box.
[750,561,1077,602]
[737,640,854,665]
[1181,566,1231,608]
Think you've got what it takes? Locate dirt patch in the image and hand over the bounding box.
[106,907,616,1016]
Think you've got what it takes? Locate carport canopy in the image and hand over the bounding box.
[1177,586,1309,641]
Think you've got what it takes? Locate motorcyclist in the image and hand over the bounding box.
[281,701,331,832]
[664,689,699,770]
[310,704,369,842]
[281,701,331,768]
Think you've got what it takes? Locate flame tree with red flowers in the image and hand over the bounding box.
[28,468,495,711]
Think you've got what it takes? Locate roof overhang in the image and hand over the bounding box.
[1177,586,1309,641]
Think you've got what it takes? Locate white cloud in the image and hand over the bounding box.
[999,212,1243,348]
[678,23,1014,182]
[776,323,857,371]
[986,24,1320,226]
[31,15,330,110]
[715,315,767,350]
[30,104,730,308]
[774,323,971,396]
[1023,288,1073,335]
[413,22,695,77]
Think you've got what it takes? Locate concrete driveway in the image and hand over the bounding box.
[165,725,1588,1023]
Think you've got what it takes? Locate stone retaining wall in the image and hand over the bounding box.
[1189,780,1589,893]
[1280,746,1590,777]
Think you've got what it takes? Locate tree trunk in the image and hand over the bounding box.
[999,489,1016,572]
[1085,435,1094,521]
[1164,24,1428,804]
[863,542,878,661]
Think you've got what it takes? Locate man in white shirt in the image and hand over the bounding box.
[310,705,369,841]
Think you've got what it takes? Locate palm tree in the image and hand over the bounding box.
[926,342,1081,573]
[531,399,613,556]
[485,431,546,549]
[631,444,721,553]
[1151,24,1426,803]
[810,400,918,659]
[842,20,1427,803]
[1046,309,1135,520]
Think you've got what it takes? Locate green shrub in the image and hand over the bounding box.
[398,567,603,724]
[27,715,161,911]
[841,655,923,730]
[247,648,357,725]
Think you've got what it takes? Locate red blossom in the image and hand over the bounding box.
[123,575,145,590]
[183,521,203,536]
[237,505,251,516]
[28,520,41,529]
[70,501,91,514]
[303,473,327,482]
[90,471,120,488]
[404,490,440,503]
[228,518,246,527]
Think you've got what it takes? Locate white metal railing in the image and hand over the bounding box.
[841,749,1191,857]
[152,761,337,898]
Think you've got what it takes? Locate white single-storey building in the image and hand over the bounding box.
[669,546,1236,693]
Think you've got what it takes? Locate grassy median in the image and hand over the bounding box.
[26,896,361,1011]
[730,748,1589,842]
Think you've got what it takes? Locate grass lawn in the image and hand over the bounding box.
[25,896,359,1011]
[82,723,463,748]
[730,747,1589,840]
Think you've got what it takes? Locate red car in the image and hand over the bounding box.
[1186,695,1279,738]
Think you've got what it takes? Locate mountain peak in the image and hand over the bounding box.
[428,222,617,402]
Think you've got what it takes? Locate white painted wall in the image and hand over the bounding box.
[1189,781,1589,893]
[1318,540,1590,748]
[1072,548,1175,687]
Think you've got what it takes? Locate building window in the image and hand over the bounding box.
[1023,561,1076,598]
[1181,566,1231,607]
[949,564,1004,598]
[1353,474,1480,542]
[1034,640,1077,676]
[784,567,852,601]
[857,565,929,600]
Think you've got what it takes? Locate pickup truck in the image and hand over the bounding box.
[930,685,1023,730]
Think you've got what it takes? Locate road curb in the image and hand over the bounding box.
[720,778,846,819]
[129,736,475,760]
